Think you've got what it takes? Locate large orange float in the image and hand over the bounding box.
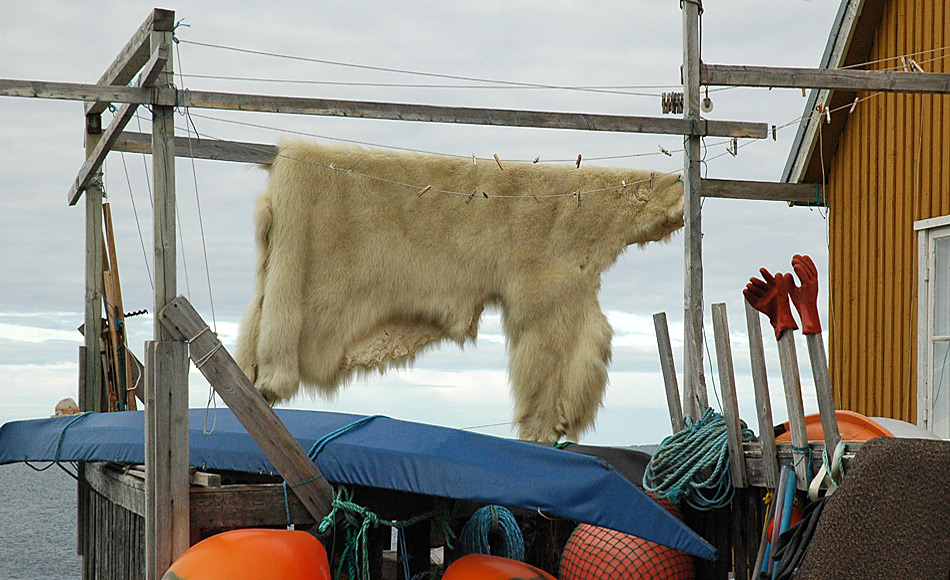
[162,528,331,580]
[443,554,556,580]
[774,410,894,442]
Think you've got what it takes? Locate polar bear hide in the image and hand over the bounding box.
[235,139,684,441]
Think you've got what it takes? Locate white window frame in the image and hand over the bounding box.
[915,214,950,438]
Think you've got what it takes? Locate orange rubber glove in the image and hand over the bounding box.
[743,267,799,340]
[788,254,821,335]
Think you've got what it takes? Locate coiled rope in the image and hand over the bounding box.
[459,505,525,561]
[317,486,455,580]
[643,407,756,511]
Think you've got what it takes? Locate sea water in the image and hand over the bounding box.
[0,462,81,580]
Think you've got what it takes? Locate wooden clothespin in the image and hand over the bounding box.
[650,172,655,189]
[772,125,777,141]
[575,154,582,168]
[466,189,476,204]
[416,185,432,197]
[849,96,859,114]
[493,154,505,171]
[574,191,582,207]
[472,153,477,167]
[528,188,541,203]
[728,137,738,157]
[482,192,489,199]
[533,156,540,164]
[659,146,672,157]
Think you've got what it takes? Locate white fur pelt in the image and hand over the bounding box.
[235,139,684,442]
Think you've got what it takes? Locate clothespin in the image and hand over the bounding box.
[901,56,910,72]
[574,191,582,207]
[482,192,489,199]
[466,189,476,204]
[772,125,777,141]
[849,96,859,114]
[533,156,540,164]
[472,153,477,167]
[576,154,582,168]
[801,88,807,98]
[727,137,738,157]
[528,187,541,203]
[622,180,627,190]
[493,154,505,171]
[650,172,655,189]
[416,185,432,197]
[909,58,925,73]
[824,105,832,124]
[659,146,672,157]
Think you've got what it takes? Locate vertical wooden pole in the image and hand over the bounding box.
[744,301,779,489]
[82,113,105,413]
[654,312,686,432]
[145,10,188,580]
[776,332,810,488]
[682,0,707,420]
[145,341,190,579]
[152,14,177,341]
[711,303,748,487]
[805,333,842,457]
[80,112,105,580]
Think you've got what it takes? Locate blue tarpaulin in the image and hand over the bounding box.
[0,409,716,559]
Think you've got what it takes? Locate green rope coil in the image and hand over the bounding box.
[642,408,756,511]
[459,505,525,561]
[318,486,455,580]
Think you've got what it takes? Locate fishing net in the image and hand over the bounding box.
[558,495,695,580]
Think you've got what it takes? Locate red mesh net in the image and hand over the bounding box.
[558,494,695,580]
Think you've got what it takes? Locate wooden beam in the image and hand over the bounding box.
[711,303,748,488]
[144,341,190,580]
[179,90,769,138]
[682,0,707,420]
[776,332,810,489]
[67,44,170,206]
[157,295,334,523]
[85,8,175,115]
[744,301,779,489]
[114,132,827,204]
[0,78,168,106]
[701,178,826,205]
[653,312,685,433]
[702,64,950,94]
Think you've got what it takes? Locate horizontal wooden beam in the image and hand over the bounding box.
[701,178,825,205]
[116,132,822,203]
[68,44,170,206]
[702,64,950,94]
[178,90,769,138]
[0,78,170,106]
[0,77,767,139]
[85,8,175,116]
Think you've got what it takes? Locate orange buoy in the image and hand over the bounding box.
[443,554,556,580]
[162,528,331,580]
[775,410,894,442]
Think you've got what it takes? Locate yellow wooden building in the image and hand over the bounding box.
[784,0,950,437]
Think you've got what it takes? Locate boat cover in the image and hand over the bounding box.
[0,409,716,559]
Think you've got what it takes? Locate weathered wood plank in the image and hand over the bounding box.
[189,484,316,529]
[744,301,779,489]
[776,332,810,489]
[805,333,842,457]
[68,44,170,206]
[144,341,190,580]
[653,312,685,433]
[85,8,175,116]
[711,303,748,488]
[701,178,826,205]
[157,296,334,523]
[84,463,146,517]
[179,90,769,138]
[682,1,706,422]
[0,78,166,105]
[703,63,950,94]
[742,441,861,488]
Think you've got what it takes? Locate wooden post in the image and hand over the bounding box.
[151,15,176,341]
[653,312,685,432]
[805,333,841,458]
[776,332,810,488]
[144,341,190,580]
[682,0,707,421]
[158,296,334,521]
[82,113,105,413]
[744,301,779,489]
[711,303,748,488]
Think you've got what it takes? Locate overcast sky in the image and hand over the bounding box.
[0,1,842,445]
